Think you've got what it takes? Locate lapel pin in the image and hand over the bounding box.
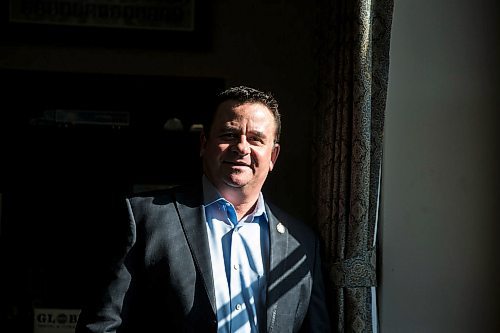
[276,222,285,234]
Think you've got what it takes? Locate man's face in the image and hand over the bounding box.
[201,100,280,195]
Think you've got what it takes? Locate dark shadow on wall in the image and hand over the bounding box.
[0,69,224,332]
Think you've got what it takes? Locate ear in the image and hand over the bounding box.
[199,131,208,157]
[269,143,280,172]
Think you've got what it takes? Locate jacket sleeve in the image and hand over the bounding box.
[75,199,137,333]
[300,236,331,333]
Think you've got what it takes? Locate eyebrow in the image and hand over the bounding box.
[219,125,267,139]
[248,130,266,139]
[220,124,238,131]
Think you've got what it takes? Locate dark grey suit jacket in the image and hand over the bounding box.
[76,184,330,333]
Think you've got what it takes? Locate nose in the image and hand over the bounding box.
[232,135,251,155]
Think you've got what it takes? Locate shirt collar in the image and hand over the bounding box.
[202,175,268,224]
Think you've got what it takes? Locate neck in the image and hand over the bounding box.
[219,186,260,221]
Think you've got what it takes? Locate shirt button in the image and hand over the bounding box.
[233,264,239,270]
[235,304,242,311]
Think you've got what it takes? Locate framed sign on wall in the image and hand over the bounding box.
[2,0,211,49]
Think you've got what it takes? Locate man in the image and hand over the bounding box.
[76,86,330,332]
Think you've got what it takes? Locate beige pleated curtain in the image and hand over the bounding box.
[312,0,394,332]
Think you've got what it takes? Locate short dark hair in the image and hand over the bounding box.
[206,86,281,143]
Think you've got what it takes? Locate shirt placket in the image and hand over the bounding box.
[221,202,249,333]
[232,226,252,332]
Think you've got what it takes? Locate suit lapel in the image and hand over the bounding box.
[174,186,217,315]
[265,204,289,332]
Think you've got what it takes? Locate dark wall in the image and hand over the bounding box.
[0,1,316,220]
[0,69,224,331]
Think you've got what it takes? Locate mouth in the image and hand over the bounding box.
[223,161,251,168]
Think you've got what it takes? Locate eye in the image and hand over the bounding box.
[247,135,264,144]
[219,132,238,140]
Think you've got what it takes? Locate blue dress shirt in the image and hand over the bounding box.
[203,176,270,333]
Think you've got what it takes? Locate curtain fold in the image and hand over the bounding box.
[312,0,393,331]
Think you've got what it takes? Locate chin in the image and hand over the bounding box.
[223,176,251,188]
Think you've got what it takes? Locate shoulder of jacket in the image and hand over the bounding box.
[266,201,317,240]
[127,182,202,208]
